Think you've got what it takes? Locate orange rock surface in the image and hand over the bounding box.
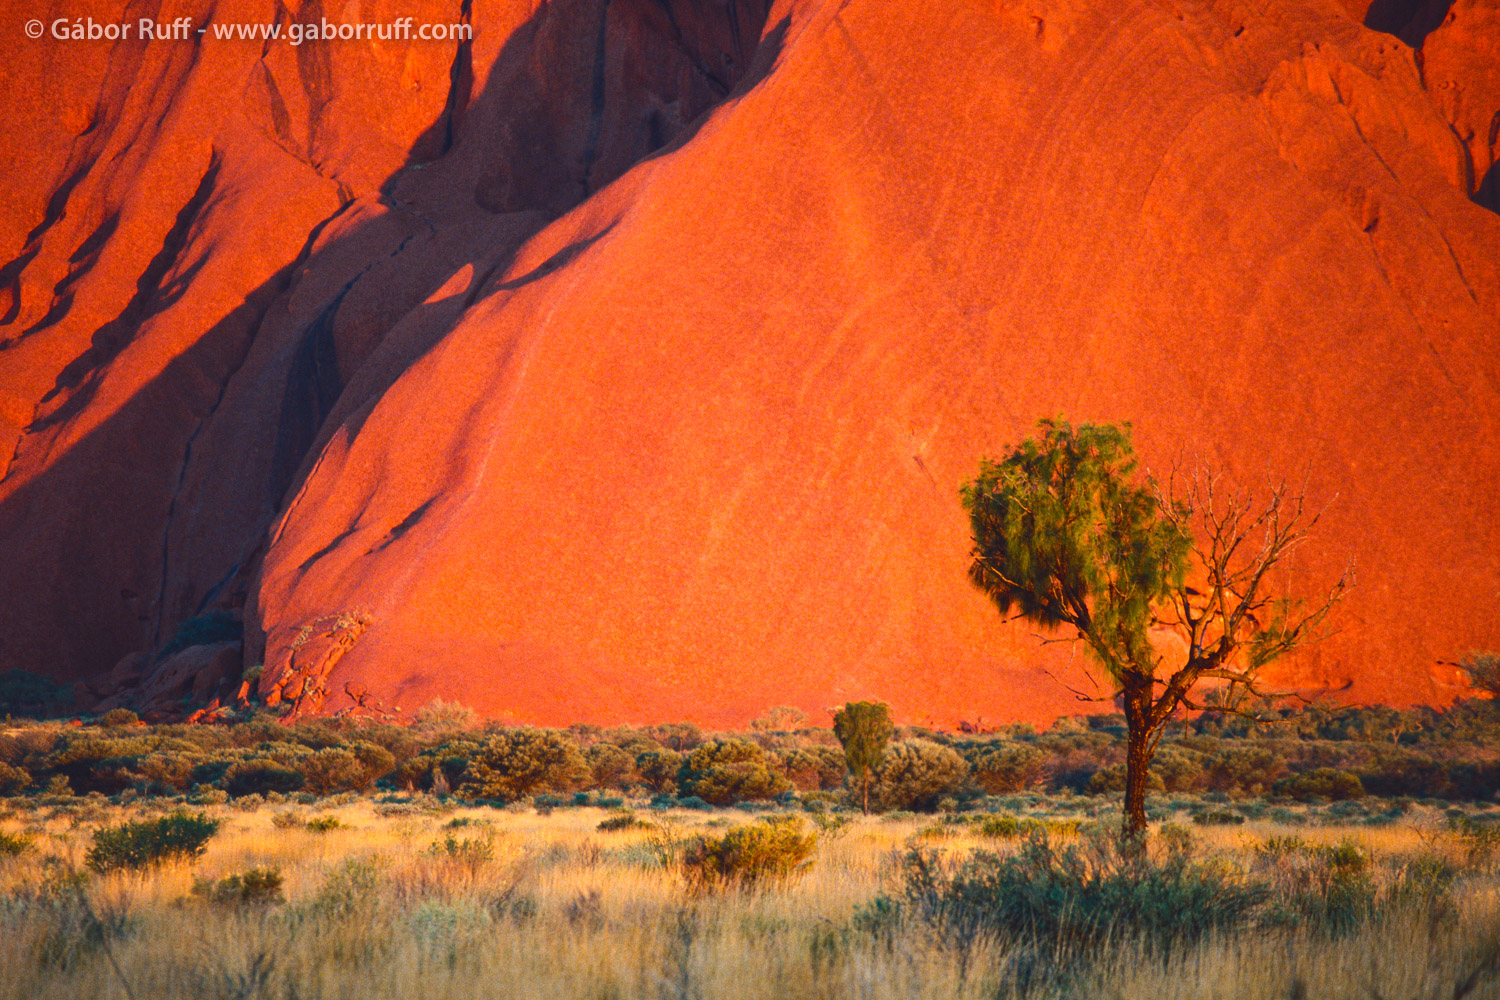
[1,0,1496,727]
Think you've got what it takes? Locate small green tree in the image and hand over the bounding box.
[834,701,894,814]
[961,419,1349,837]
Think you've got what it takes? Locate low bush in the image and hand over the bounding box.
[457,729,588,802]
[86,811,220,872]
[597,812,643,832]
[99,708,139,728]
[0,830,32,856]
[192,867,284,906]
[681,817,817,889]
[870,740,968,812]
[901,831,1268,958]
[677,740,790,806]
[969,743,1046,794]
[1192,809,1245,826]
[0,761,30,795]
[1273,768,1365,802]
[306,815,343,832]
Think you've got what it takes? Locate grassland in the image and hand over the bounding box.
[0,794,1497,1000]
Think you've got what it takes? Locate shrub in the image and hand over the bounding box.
[1273,768,1365,802]
[775,747,848,791]
[457,729,588,802]
[969,743,1046,794]
[192,867,284,906]
[870,740,968,812]
[426,832,495,870]
[1207,746,1286,796]
[0,761,31,795]
[295,742,395,794]
[677,740,791,806]
[0,830,32,856]
[306,815,343,832]
[635,749,683,794]
[1192,809,1246,826]
[681,817,818,889]
[585,743,636,789]
[902,831,1267,958]
[224,759,306,797]
[598,811,643,832]
[86,811,220,872]
[976,814,1045,839]
[0,669,71,716]
[100,708,139,728]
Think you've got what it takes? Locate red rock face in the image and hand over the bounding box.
[1,0,1497,727]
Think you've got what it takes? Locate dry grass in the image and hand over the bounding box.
[0,798,1495,1000]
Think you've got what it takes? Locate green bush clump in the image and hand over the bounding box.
[598,812,643,832]
[86,811,220,872]
[457,729,588,802]
[677,740,791,806]
[1192,809,1246,826]
[224,759,306,798]
[0,761,31,795]
[902,831,1268,958]
[294,742,396,794]
[969,743,1045,794]
[774,746,848,791]
[99,708,139,728]
[305,815,343,832]
[0,830,33,856]
[192,867,284,906]
[870,740,969,812]
[1273,768,1365,802]
[584,743,636,789]
[681,816,818,889]
[976,814,1046,839]
[635,749,683,794]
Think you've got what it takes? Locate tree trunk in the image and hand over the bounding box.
[862,772,870,814]
[1121,675,1154,840]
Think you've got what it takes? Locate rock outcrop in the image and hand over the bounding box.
[2,0,1497,726]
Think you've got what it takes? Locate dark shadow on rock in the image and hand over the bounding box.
[1363,0,1453,47]
[0,0,780,698]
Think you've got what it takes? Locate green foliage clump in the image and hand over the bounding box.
[976,814,1046,839]
[774,746,848,791]
[305,815,343,832]
[598,811,643,832]
[295,742,396,794]
[870,740,968,812]
[635,749,683,794]
[457,729,588,803]
[86,811,220,872]
[99,708,140,728]
[834,702,894,813]
[902,831,1267,958]
[1273,768,1365,802]
[677,740,790,806]
[1192,809,1246,826]
[224,759,306,798]
[192,867,284,906]
[681,816,817,889]
[0,761,31,795]
[0,829,33,856]
[969,743,1046,793]
[584,743,636,789]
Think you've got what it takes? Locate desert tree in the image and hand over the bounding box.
[961,419,1351,837]
[833,701,894,814]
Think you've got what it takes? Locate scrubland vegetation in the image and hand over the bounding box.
[0,792,1497,999]
[0,692,1499,997]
